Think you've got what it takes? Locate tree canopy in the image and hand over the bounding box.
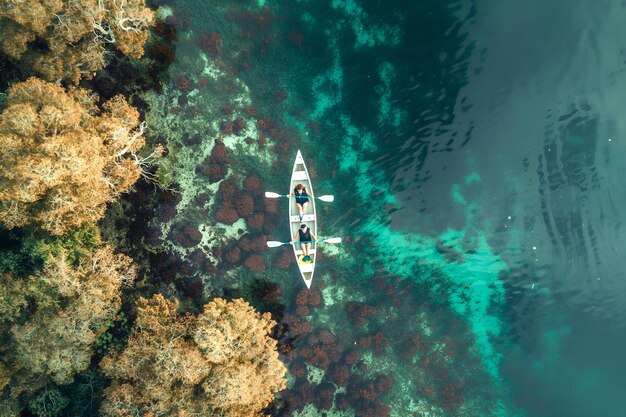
[0,77,158,235]
[0,0,154,83]
[0,241,135,416]
[101,295,287,417]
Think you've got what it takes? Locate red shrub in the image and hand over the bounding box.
[190,249,206,264]
[295,287,322,307]
[174,74,194,92]
[244,254,265,272]
[216,180,237,203]
[345,302,377,328]
[232,117,246,135]
[289,360,307,379]
[261,214,278,235]
[372,332,388,354]
[211,142,231,164]
[157,205,176,222]
[399,334,421,359]
[293,380,315,406]
[171,226,202,248]
[238,236,253,252]
[215,204,239,224]
[282,314,313,338]
[234,194,254,216]
[220,104,234,115]
[197,78,209,89]
[314,382,335,410]
[202,259,216,274]
[335,393,350,411]
[260,282,282,304]
[299,330,341,370]
[439,383,463,410]
[243,175,263,192]
[159,191,183,205]
[264,198,278,214]
[306,288,322,306]
[245,213,264,230]
[208,164,228,183]
[275,249,293,269]
[357,335,372,349]
[195,193,209,205]
[375,375,393,393]
[224,247,240,264]
[199,31,222,57]
[295,305,310,317]
[220,121,233,134]
[328,364,350,387]
[185,106,200,117]
[244,105,256,116]
[248,235,267,252]
[345,376,391,417]
[343,349,361,365]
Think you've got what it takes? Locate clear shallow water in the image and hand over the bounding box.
[156,0,626,415]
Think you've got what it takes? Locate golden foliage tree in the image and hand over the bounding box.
[0,243,135,415]
[0,0,154,83]
[101,295,287,417]
[0,77,159,235]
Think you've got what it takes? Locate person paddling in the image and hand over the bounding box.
[291,183,312,221]
[291,223,317,262]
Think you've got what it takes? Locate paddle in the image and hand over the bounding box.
[265,191,334,203]
[266,237,342,248]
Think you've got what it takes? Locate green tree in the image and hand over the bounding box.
[0,243,135,416]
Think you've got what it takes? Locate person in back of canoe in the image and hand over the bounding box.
[291,223,317,262]
[290,183,312,221]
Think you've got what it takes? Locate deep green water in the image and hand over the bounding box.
[148,0,626,415]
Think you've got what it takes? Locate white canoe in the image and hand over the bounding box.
[289,150,317,288]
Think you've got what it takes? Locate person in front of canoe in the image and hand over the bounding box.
[290,183,312,221]
[291,223,317,262]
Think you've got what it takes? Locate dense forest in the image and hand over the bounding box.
[0,1,287,416]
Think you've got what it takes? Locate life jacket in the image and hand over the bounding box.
[294,188,309,202]
[298,227,311,242]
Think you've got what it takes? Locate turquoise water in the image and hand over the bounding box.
[148,0,626,415]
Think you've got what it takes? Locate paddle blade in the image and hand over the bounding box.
[265,192,282,199]
[322,237,342,244]
[318,195,335,202]
[266,241,287,248]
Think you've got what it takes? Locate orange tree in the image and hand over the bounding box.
[100,295,287,417]
[0,0,154,84]
[0,77,160,235]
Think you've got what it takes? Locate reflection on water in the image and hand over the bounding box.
[387,0,626,415]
